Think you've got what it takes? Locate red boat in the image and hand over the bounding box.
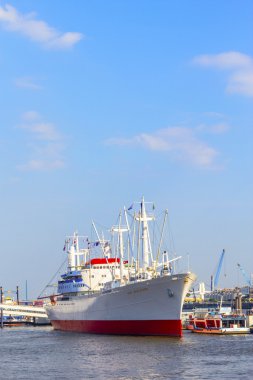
[186,308,250,334]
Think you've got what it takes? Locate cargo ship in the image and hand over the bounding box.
[45,197,196,336]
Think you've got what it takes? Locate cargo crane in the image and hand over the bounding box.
[237,263,252,286]
[211,249,225,291]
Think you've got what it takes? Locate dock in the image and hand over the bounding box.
[0,303,50,327]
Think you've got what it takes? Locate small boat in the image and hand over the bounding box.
[1,315,28,327]
[187,307,250,334]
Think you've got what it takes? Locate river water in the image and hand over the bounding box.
[0,326,252,379]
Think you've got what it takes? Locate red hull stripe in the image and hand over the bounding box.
[51,319,182,337]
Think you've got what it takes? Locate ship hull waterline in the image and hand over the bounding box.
[47,273,196,337]
[51,319,182,336]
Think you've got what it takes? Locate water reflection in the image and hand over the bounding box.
[0,327,252,379]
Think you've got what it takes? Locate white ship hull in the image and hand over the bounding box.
[46,272,196,336]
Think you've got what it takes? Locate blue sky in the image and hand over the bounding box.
[0,0,252,299]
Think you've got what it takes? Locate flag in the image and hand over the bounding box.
[63,245,66,251]
[128,204,133,211]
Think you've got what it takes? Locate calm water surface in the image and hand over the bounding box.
[0,326,252,379]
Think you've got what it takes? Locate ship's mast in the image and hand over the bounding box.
[124,207,135,279]
[92,221,106,257]
[135,196,154,271]
[67,233,78,271]
[66,232,88,271]
[74,232,80,267]
[111,212,128,283]
[155,209,168,271]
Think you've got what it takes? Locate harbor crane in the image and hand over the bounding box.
[211,249,225,291]
[237,263,252,286]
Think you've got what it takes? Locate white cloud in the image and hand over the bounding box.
[19,111,62,141]
[106,126,219,169]
[17,159,64,171]
[193,52,252,69]
[22,111,40,121]
[0,4,83,49]
[19,121,61,141]
[14,76,42,90]
[196,122,229,134]
[46,32,83,50]
[193,51,253,97]
[227,69,253,96]
[203,112,227,119]
[17,112,65,171]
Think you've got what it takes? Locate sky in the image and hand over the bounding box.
[0,0,252,299]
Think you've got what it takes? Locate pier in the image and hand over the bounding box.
[0,303,50,327]
[0,285,50,327]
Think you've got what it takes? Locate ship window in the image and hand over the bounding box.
[100,266,102,269]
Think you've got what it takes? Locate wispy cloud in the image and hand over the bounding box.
[19,121,61,141]
[17,112,65,171]
[22,111,40,121]
[18,158,65,172]
[105,125,225,169]
[193,51,253,97]
[0,4,83,49]
[14,76,42,90]
[196,122,229,134]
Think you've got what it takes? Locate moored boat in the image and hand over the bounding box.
[187,307,251,334]
[1,315,28,327]
[45,197,196,337]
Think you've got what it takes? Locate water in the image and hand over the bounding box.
[0,326,252,379]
